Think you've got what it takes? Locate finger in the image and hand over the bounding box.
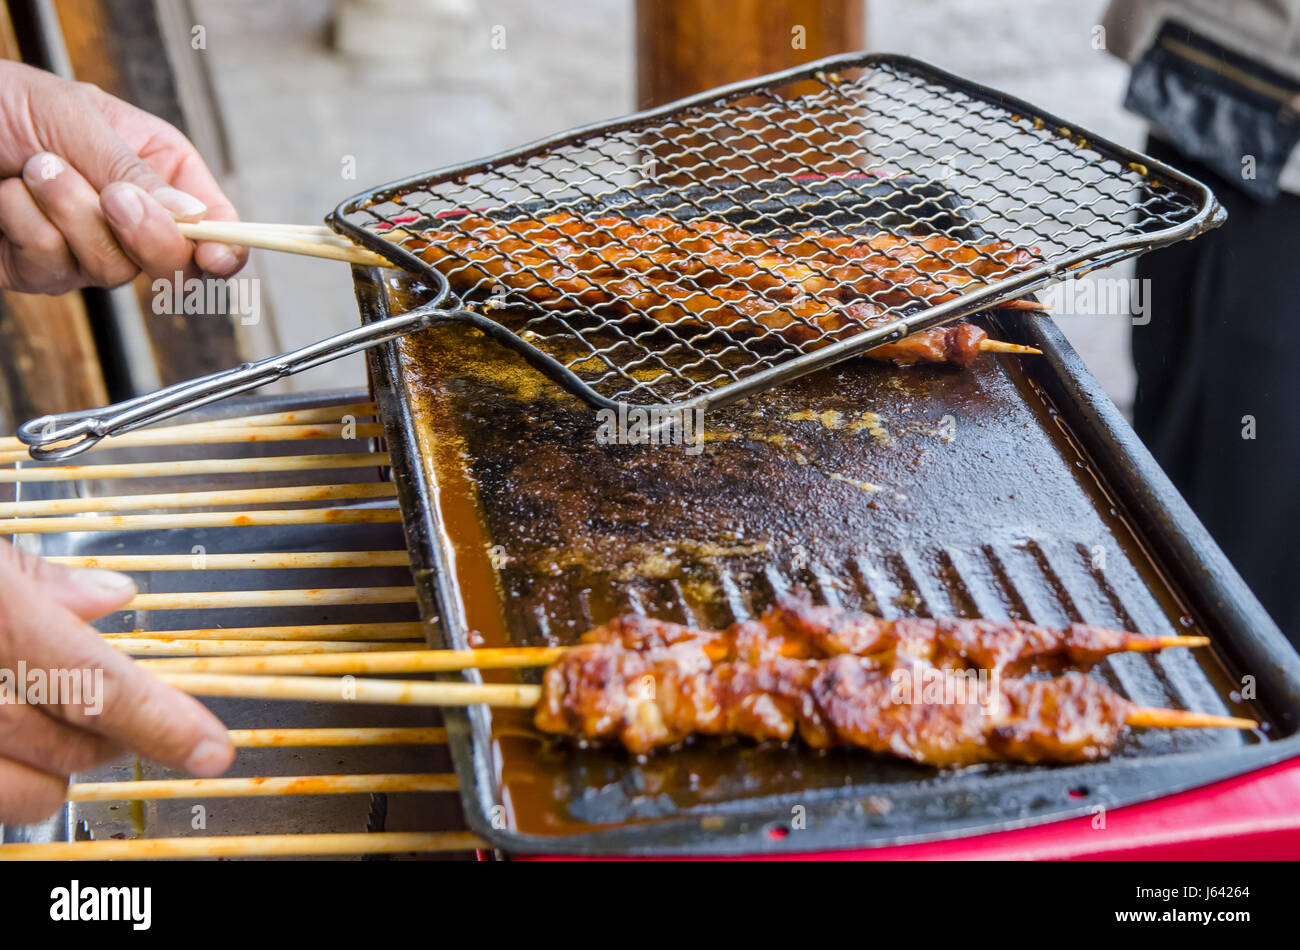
[0,756,67,825]
[0,176,79,294]
[100,94,245,276]
[0,575,233,776]
[22,152,138,288]
[0,540,136,621]
[35,87,204,215]
[0,699,121,776]
[100,181,198,280]
[163,150,245,276]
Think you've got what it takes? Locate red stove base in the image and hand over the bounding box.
[525,756,1300,860]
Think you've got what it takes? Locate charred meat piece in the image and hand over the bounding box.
[761,594,1172,674]
[812,659,1133,766]
[400,212,1034,364]
[533,641,827,754]
[534,642,1137,763]
[579,594,1189,674]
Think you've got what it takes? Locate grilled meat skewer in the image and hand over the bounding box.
[400,212,1041,362]
[533,641,1141,763]
[581,595,1207,674]
[536,599,1225,761]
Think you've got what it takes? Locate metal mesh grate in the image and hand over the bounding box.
[334,54,1214,408]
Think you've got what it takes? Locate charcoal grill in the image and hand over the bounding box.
[19,52,1223,458]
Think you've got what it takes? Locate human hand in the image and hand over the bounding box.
[0,60,247,294]
[0,540,233,823]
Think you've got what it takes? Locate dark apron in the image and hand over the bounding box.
[1125,21,1300,201]
[1131,135,1300,644]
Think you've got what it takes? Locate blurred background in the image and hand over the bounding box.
[0,0,1147,422]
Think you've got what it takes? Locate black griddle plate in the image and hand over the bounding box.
[356,273,1300,860]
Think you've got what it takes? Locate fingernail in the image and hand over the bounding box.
[202,243,242,275]
[23,152,65,183]
[185,738,233,777]
[68,568,137,596]
[101,184,146,229]
[151,186,207,219]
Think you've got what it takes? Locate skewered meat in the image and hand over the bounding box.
[535,597,1206,761]
[397,211,1039,364]
[533,641,1135,763]
[581,594,1191,673]
[814,661,1132,766]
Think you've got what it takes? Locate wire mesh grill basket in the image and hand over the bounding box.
[331,52,1221,410]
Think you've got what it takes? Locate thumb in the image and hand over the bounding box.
[0,542,136,622]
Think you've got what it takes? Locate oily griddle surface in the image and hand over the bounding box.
[396,320,1257,835]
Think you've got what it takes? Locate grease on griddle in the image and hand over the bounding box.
[393,315,1259,838]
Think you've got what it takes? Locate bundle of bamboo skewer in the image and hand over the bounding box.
[0,399,487,860]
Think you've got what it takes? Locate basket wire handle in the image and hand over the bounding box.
[17,303,463,461]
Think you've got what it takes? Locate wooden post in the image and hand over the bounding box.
[0,0,108,431]
[635,0,865,109]
[51,0,243,388]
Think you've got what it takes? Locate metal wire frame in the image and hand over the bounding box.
[331,51,1222,412]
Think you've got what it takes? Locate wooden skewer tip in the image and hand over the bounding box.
[1127,707,1257,730]
[979,340,1042,355]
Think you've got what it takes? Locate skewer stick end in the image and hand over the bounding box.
[1127,707,1258,730]
[979,340,1042,355]
[1125,634,1212,651]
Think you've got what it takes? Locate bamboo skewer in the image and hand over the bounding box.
[0,507,401,533]
[0,831,483,860]
[192,401,376,427]
[124,586,416,610]
[134,636,1211,675]
[0,452,390,483]
[49,550,410,571]
[110,638,421,657]
[195,222,338,235]
[0,482,396,517]
[1125,708,1258,730]
[228,726,447,747]
[67,773,457,802]
[0,422,384,464]
[979,340,1042,355]
[156,670,1254,730]
[159,672,543,708]
[178,221,392,267]
[104,622,424,641]
[139,646,566,673]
